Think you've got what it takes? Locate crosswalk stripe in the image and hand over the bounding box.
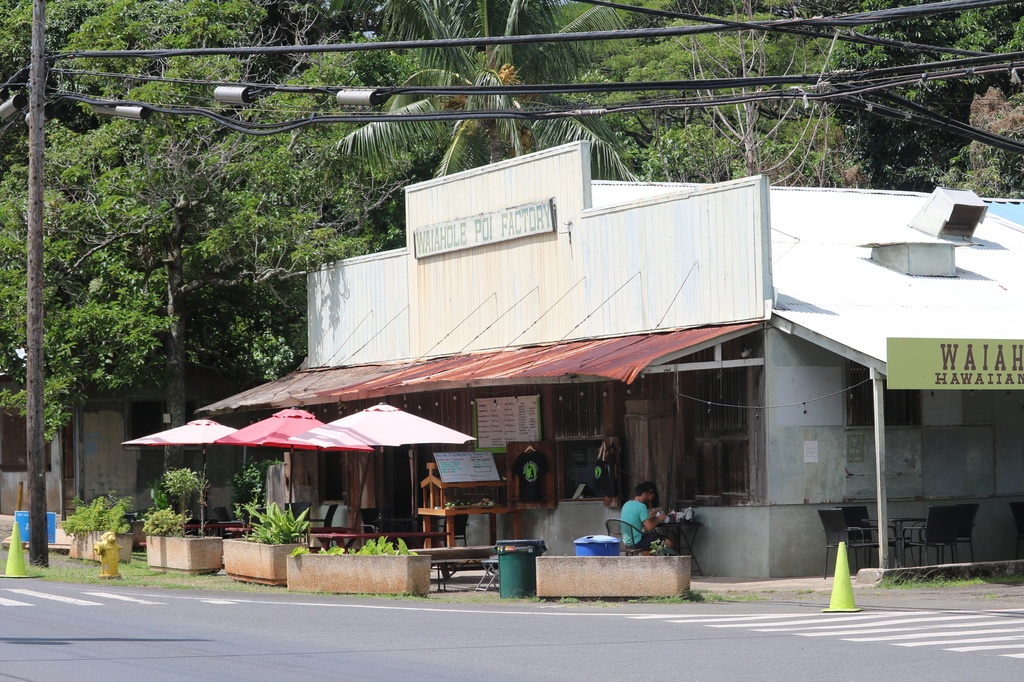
[656,613,853,623]
[83,592,163,605]
[3,589,102,606]
[848,628,1024,643]
[653,608,1024,663]
[708,613,918,628]
[947,643,1024,652]
[791,617,1012,637]
[0,596,32,606]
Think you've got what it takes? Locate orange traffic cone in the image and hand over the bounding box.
[823,541,860,613]
[4,521,28,578]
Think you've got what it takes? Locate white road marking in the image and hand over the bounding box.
[0,595,32,606]
[84,592,164,605]
[3,589,102,605]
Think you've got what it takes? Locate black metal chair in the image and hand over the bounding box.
[954,503,979,562]
[840,505,871,531]
[1010,501,1024,560]
[903,505,960,566]
[211,506,232,523]
[604,518,644,556]
[817,508,878,579]
[360,507,382,533]
[310,503,339,528]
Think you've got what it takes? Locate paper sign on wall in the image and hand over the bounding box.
[475,395,540,449]
[804,441,819,463]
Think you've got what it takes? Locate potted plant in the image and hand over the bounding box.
[222,502,310,585]
[287,537,431,596]
[144,467,223,574]
[64,493,134,564]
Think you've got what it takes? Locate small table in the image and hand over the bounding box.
[658,519,703,575]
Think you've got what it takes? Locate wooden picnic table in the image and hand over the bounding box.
[309,527,447,551]
[184,521,250,538]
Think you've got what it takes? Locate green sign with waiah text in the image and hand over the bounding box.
[887,338,1024,389]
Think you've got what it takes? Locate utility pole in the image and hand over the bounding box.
[26,0,47,567]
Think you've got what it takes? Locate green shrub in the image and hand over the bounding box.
[291,537,416,556]
[230,459,281,515]
[243,502,309,544]
[62,493,132,537]
[142,507,187,537]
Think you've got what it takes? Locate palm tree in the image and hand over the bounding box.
[340,0,634,180]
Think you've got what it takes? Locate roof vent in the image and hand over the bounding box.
[909,187,987,241]
[869,242,956,276]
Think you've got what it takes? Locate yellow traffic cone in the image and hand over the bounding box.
[4,520,29,578]
[823,541,860,613]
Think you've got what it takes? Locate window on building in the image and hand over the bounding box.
[1,407,27,470]
[846,362,920,427]
[130,401,164,441]
[679,367,752,505]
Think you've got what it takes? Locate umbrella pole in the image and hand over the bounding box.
[409,447,416,527]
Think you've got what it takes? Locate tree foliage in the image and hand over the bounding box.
[0,0,418,444]
[339,0,634,179]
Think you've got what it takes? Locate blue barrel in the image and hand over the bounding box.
[14,511,56,544]
[574,534,620,556]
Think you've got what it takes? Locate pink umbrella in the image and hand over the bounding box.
[123,419,238,447]
[288,403,474,448]
[288,403,474,528]
[215,408,371,452]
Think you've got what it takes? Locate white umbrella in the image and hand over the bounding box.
[288,403,475,448]
[288,403,475,530]
[123,419,238,447]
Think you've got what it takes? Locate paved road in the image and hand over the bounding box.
[3,580,1024,681]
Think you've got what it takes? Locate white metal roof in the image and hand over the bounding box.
[768,186,1024,370]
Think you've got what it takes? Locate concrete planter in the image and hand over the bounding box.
[146,536,223,574]
[223,539,302,586]
[535,555,691,598]
[287,553,431,596]
[69,532,133,564]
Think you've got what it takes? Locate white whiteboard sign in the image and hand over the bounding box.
[434,451,502,483]
[476,395,540,449]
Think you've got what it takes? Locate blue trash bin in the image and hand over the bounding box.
[14,511,56,544]
[574,534,620,557]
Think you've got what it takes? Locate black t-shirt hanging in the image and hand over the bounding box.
[591,442,617,498]
[514,449,547,503]
[592,459,616,497]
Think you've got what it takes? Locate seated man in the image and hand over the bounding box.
[620,481,672,553]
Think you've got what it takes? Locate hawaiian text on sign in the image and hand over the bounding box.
[934,342,1024,386]
[413,199,556,258]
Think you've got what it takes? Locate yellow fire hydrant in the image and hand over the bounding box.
[94,531,120,579]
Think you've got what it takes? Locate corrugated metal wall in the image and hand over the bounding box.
[308,250,411,367]
[308,142,771,368]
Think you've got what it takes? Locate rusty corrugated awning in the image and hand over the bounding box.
[326,323,760,400]
[197,361,416,415]
[199,323,761,414]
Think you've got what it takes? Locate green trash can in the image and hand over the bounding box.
[495,539,547,598]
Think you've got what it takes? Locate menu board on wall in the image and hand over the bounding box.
[433,451,502,483]
[475,395,540,449]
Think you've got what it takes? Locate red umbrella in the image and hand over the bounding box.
[215,408,371,451]
[215,408,372,508]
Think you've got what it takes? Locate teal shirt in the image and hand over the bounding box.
[620,499,649,546]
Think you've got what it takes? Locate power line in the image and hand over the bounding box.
[45,0,1020,62]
